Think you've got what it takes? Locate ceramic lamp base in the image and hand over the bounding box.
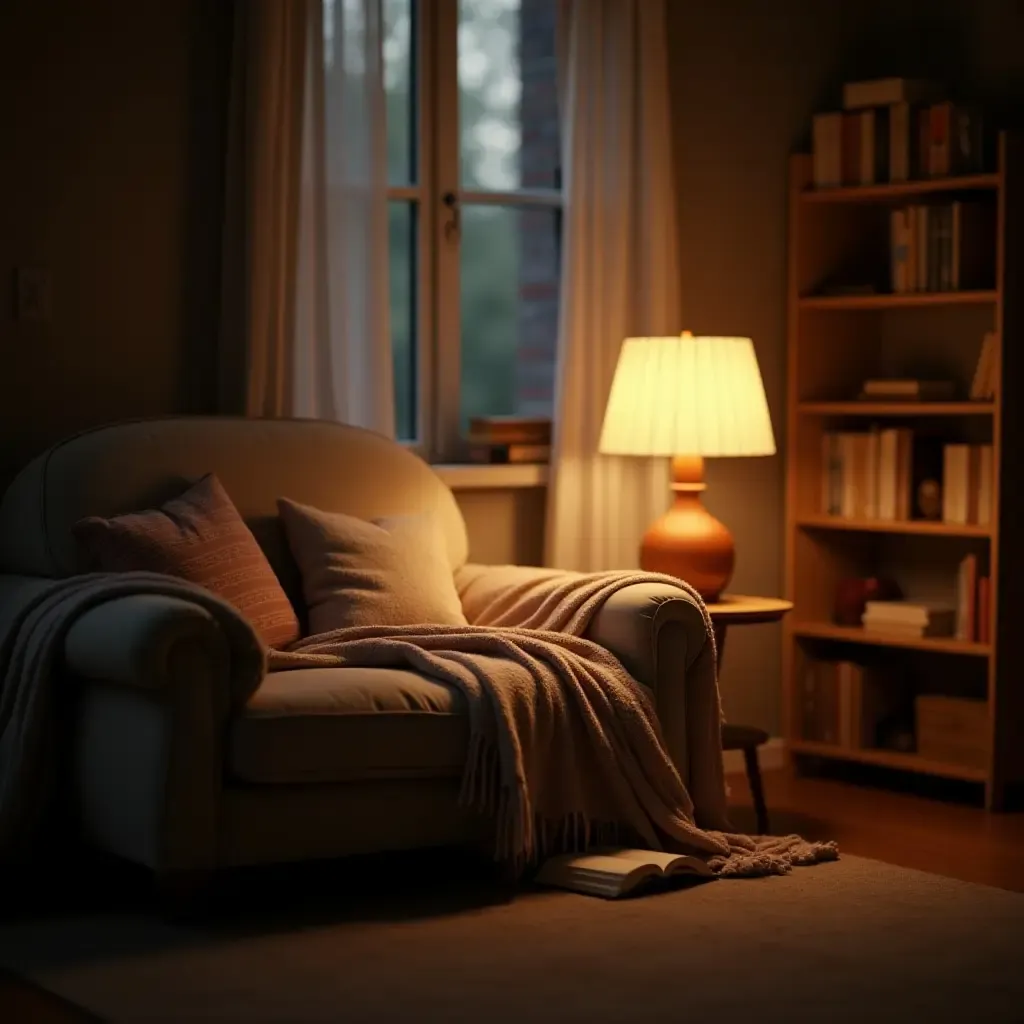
[638,455,735,602]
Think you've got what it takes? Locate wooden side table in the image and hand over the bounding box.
[704,595,793,834]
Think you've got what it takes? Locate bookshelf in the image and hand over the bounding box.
[783,131,1024,810]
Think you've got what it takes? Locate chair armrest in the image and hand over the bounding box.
[582,582,708,692]
[59,589,263,875]
[583,583,710,783]
[65,594,232,706]
[456,562,576,625]
[63,589,266,712]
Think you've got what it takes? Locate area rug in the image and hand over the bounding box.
[1,855,1022,1023]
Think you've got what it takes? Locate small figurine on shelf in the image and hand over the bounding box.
[916,479,943,520]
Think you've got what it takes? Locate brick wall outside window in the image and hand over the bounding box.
[516,0,560,417]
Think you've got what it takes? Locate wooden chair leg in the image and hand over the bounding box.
[742,746,770,835]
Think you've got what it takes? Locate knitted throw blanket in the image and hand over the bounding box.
[272,569,838,876]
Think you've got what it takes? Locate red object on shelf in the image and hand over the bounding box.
[834,576,903,626]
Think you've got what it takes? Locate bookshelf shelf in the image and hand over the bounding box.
[800,172,1000,205]
[790,622,992,657]
[796,514,992,538]
[798,401,995,417]
[798,290,998,310]
[787,739,988,783]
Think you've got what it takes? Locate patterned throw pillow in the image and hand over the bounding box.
[73,474,300,650]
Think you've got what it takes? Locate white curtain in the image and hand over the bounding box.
[544,0,680,571]
[220,0,394,437]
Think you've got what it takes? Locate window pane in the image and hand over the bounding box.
[458,0,560,191]
[384,0,415,184]
[389,201,417,441]
[459,204,559,427]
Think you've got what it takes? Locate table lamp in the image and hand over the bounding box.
[597,332,776,601]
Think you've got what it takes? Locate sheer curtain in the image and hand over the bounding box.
[544,0,680,571]
[219,0,394,437]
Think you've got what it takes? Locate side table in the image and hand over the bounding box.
[704,594,793,834]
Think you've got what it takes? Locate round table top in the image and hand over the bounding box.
[704,594,793,625]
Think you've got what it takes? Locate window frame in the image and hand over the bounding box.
[387,0,563,463]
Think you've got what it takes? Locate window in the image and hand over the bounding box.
[383,0,561,459]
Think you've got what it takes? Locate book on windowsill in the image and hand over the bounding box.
[467,442,551,464]
[534,847,714,899]
[858,379,956,401]
[467,415,551,446]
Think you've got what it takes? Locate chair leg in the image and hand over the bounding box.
[742,746,770,835]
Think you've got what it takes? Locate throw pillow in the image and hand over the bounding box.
[73,474,300,650]
[277,497,468,635]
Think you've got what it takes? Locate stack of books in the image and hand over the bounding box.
[466,415,552,464]
[889,201,994,293]
[812,77,990,188]
[861,600,956,638]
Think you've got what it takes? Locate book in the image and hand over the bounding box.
[956,554,978,641]
[842,77,942,111]
[970,332,998,400]
[889,101,912,182]
[942,443,984,525]
[812,112,843,187]
[535,847,714,899]
[467,416,551,446]
[890,208,910,292]
[467,442,551,464]
[859,379,955,400]
[977,576,991,644]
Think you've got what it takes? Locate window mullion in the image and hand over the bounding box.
[428,0,462,462]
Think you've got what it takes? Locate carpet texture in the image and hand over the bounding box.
[1,855,1022,1023]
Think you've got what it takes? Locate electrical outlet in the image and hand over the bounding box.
[14,266,52,323]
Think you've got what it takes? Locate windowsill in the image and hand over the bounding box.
[432,462,550,490]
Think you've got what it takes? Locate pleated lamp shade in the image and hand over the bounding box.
[597,333,776,601]
[598,334,776,458]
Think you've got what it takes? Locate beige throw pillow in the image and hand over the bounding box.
[277,497,468,635]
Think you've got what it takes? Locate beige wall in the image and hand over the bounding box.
[0,0,230,490]
[454,488,547,566]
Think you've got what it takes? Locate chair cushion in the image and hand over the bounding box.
[229,667,469,784]
[73,474,300,649]
[277,497,468,635]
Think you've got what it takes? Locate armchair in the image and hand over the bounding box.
[0,417,709,892]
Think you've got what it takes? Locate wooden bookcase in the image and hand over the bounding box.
[783,132,1024,810]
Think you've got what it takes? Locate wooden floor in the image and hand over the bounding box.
[727,766,1024,893]
[3,767,1023,1021]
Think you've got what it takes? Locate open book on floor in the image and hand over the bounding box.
[534,847,715,899]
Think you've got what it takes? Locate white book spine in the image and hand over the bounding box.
[876,429,897,519]
[942,444,969,524]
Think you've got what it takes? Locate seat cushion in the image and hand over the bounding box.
[229,667,469,784]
